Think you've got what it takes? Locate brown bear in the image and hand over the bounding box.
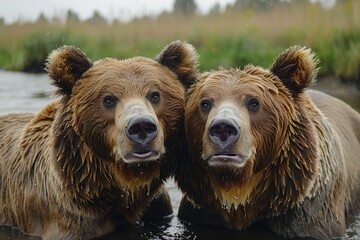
[0,41,198,239]
[175,46,360,239]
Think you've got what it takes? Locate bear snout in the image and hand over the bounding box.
[208,118,240,150]
[201,102,253,167]
[126,115,158,147]
[121,115,163,163]
[115,99,166,164]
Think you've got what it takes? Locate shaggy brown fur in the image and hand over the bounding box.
[175,46,360,239]
[0,41,198,239]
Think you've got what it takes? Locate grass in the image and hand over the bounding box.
[0,1,359,85]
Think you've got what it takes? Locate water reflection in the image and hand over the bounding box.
[0,70,359,239]
[108,217,198,240]
[0,70,53,114]
[106,217,288,240]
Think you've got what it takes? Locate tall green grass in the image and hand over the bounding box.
[0,1,359,86]
[21,31,72,72]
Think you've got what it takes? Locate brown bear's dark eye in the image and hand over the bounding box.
[103,96,117,108]
[200,99,212,112]
[247,98,260,112]
[148,91,160,104]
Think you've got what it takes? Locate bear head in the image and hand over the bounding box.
[46,41,198,193]
[182,46,319,211]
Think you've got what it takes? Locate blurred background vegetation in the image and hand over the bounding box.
[0,0,359,87]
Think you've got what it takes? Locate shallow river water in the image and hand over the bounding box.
[0,70,359,240]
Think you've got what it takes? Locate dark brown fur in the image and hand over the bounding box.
[0,41,198,239]
[175,46,360,239]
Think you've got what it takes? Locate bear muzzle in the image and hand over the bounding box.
[208,154,246,167]
[206,118,247,167]
[117,100,165,164]
[126,116,158,147]
[208,118,240,148]
[123,115,162,163]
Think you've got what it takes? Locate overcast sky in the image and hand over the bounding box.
[0,0,237,24]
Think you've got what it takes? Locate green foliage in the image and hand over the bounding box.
[36,12,48,24]
[231,0,287,10]
[8,26,360,84]
[0,0,359,85]
[275,28,307,47]
[67,10,80,23]
[0,48,12,69]
[174,0,197,15]
[86,11,107,25]
[331,29,360,85]
[232,35,283,68]
[310,29,360,87]
[312,40,335,77]
[20,31,72,72]
[195,37,235,71]
[190,34,284,71]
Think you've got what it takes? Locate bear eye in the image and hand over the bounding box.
[247,98,260,112]
[148,91,160,104]
[200,99,212,112]
[103,96,117,108]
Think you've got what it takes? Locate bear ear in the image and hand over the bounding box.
[45,45,92,96]
[269,46,319,96]
[155,40,199,89]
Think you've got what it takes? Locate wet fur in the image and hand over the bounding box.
[0,41,198,239]
[175,46,360,239]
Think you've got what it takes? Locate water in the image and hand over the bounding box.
[0,70,359,239]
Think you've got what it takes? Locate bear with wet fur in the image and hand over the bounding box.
[175,46,360,239]
[0,41,198,239]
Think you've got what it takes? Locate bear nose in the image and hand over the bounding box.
[208,118,240,148]
[126,116,158,147]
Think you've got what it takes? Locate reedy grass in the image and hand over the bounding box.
[0,1,359,85]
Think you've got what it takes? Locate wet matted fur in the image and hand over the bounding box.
[0,41,198,239]
[175,46,360,239]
